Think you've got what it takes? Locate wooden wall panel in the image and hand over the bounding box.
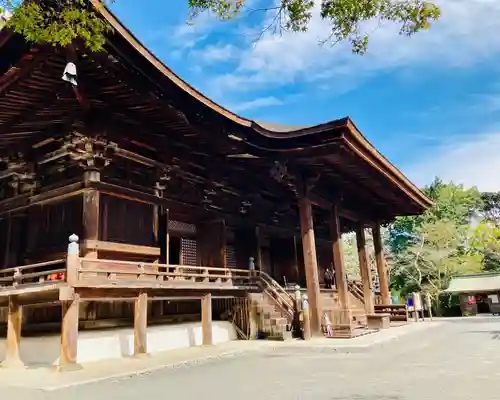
[100,194,154,247]
[234,227,258,270]
[25,196,83,262]
[269,236,297,285]
[317,242,333,285]
[0,215,25,268]
[197,220,225,267]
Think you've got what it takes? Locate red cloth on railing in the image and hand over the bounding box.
[47,273,65,281]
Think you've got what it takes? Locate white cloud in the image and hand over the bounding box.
[192,43,239,63]
[403,130,500,192]
[206,0,500,94]
[229,96,284,112]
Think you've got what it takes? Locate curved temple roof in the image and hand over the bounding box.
[0,2,432,225]
[93,1,432,212]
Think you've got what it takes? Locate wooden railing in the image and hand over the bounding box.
[77,258,253,286]
[257,271,295,320]
[0,237,304,307]
[374,304,408,322]
[0,259,66,290]
[347,279,364,303]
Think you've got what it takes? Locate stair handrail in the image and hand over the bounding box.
[256,271,295,318]
[347,278,364,303]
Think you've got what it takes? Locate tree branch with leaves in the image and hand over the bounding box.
[1,0,440,54]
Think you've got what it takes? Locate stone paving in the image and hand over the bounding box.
[4,317,500,399]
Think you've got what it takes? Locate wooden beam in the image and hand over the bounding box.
[0,182,84,215]
[82,240,160,257]
[330,204,350,310]
[309,193,362,222]
[373,221,391,304]
[1,296,24,368]
[134,292,148,356]
[201,293,213,345]
[58,294,81,371]
[356,224,374,314]
[87,181,169,206]
[298,191,322,336]
[73,287,255,300]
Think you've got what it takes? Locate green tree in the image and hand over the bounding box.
[480,192,500,226]
[388,179,484,298]
[1,0,440,54]
[389,178,482,256]
[390,220,482,300]
[469,222,500,272]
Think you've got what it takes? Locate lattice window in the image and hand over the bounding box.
[225,245,237,269]
[168,220,196,235]
[181,237,197,266]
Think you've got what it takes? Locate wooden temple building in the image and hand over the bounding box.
[0,1,431,369]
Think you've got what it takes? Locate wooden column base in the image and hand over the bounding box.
[201,293,213,346]
[134,292,148,356]
[2,296,25,369]
[58,296,82,372]
[1,358,26,369]
[57,362,83,373]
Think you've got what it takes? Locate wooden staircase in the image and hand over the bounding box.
[347,279,367,327]
[249,276,370,340]
[248,271,295,340]
[320,289,367,330]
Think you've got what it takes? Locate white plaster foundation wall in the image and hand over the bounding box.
[0,321,237,366]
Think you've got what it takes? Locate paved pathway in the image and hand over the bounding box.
[5,317,500,399]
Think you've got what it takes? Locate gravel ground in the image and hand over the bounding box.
[5,316,500,399]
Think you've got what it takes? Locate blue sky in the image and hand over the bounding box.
[111,0,500,192]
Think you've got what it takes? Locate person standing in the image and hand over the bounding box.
[324,268,333,289]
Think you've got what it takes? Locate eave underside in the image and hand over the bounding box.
[0,36,427,237]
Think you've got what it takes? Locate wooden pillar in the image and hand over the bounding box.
[82,170,100,258]
[165,209,170,265]
[154,183,168,265]
[220,220,227,269]
[134,292,148,356]
[330,204,350,309]
[298,194,322,336]
[201,293,213,345]
[255,226,263,272]
[59,294,81,371]
[2,296,24,368]
[293,235,301,284]
[373,221,390,304]
[356,224,375,314]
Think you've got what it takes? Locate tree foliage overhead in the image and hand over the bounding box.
[189,0,440,53]
[1,0,440,54]
[1,0,111,51]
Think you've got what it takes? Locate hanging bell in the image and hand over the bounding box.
[62,62,78,86]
